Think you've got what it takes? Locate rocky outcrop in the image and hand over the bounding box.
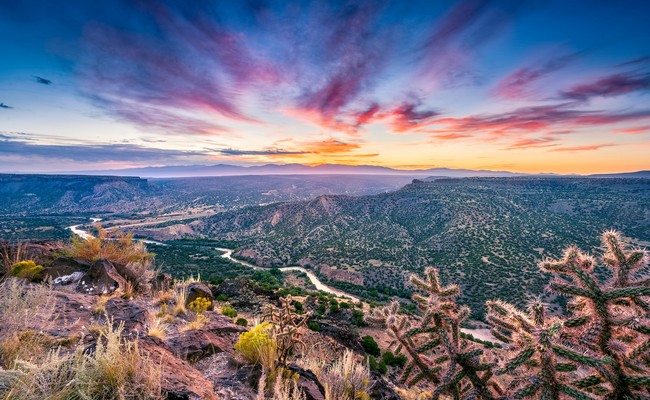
[214,279,278,313]
[139,337,215,400]
[75,259,121,295]
[185,282,214,310]
[104,297,149,333]
[315,264,364,286]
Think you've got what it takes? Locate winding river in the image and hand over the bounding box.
[68,218,498,342]
[67,218,358,302]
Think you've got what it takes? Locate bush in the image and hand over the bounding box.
[221,305,237,318]
[361,335,380,357]
[235,318,248,327]
[10,260,43,281]
[307,321,321,331]
[367,356,387,375]
[382,351,407,367]
[317,303,327,316]
[234,322,275,365]
[351,309,366,327]
[339,301,350,309]
[188,297,211,314]
[329,299,339,313]
[216,293,229,302]
[292,300,303,314]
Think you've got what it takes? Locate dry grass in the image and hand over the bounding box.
[171,287,187,316]
[66,224,156,294]
[2,322,163,399]
[147,317,170,340]
[0,278,55,369]
[299,350,371,400]
[155,289,174,305]
[180,314,208,332]
[92,295,111,315]
[1,241,26,276]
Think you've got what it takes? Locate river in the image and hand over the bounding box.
[68,218,497,342]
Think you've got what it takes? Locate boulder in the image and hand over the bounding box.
[202,312,248,335]
[75,259,121,295]
[287,364,326,400]
[139,337,215,399]
[185,282,214,311]
[43,257,92,281]
[166,330,234,362]
[151,272,172,292]
[104,297,149,334]
[214,279,278,313]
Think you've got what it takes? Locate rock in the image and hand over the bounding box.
[139,337,215,399]
[318,319,363,353]
[185,282,214,311]
[166,312,245,362]
[33,291,96,340]
[214,279,278,313]
[368,372,401,400]
[53,271,84,286]
[43,257,92,280]
[287,364,326,400]
[104,297,149,333]
[202,312,248,335]
[75,259,121,295]
[152,272,172,292]
[166,330,234,362]
[195,353,258,400]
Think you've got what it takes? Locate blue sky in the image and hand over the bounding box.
[1,0,650,173]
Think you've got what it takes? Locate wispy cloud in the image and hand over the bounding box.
[559,72,650,102]
[217,148,308,156]
[0,134,209,162]
[549,144,617,152]
[0,103,12,109]
[34,76,52,85]
[505,136,559,150]
[492,51,580,99]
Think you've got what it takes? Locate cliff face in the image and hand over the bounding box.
[0,174,156,213]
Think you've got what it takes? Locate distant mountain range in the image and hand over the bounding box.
[64,163,648,179]
[72,163,524,178]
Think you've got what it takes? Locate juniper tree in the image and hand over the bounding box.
[486,299,609,399]
[367,267,502,399]
[540,231,650,399]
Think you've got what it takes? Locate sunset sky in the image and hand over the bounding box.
[1,0,649,174]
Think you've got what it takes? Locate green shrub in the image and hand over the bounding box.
[307,321,321,331]
[216,293,229,302]
[367,356,387,374]
[382,351,407,367]
[329,299,339,313]
[221,305,237,318]
[10,260,43,281]
[235,318,248,327]
[317,303,327,316]
[351,310,366,327]
[340,301,350,309]
[361,335,380,357]
[293,300,303,314]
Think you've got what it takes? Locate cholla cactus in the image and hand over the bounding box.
[486,299,609,399]
[262,295,310,365]
[540,231,650,399]
[367,267,501,399]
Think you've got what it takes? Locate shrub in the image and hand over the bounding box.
[329,299,339,313]
[292,300,303,314]
[221,305,237,318]
[188,297,212,314]
[307,321,321,331]
[339,301,350,309]
[235,318,248,327]
[361,335,380,357]
[234,322,275,366]
[146,317,169,340]
[381,351,407,368]
[216,293,229,302]
[66,224,155,294]
[317,303,327,316]
[351,310,366,327]
[10,260,43,281]
[367,356,387,375]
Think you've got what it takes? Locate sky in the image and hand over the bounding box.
[1,0,650,174]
